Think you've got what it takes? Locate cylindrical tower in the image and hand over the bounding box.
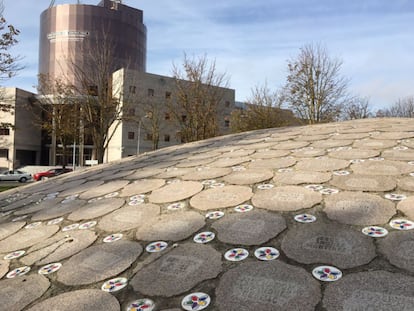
[39,0,147,85]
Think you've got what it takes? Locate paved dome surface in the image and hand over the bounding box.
[1,118,414,310]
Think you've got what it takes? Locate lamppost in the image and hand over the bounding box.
[136,120,141,155]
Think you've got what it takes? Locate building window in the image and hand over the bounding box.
[148,88,154,97]
[164,134,170,142]
[128,132,135,140]
[146,133,153,141]
[165,113,170,120]
[87,85,98,96]
[224,118,230,127]
[165,91,171,99]
[181,115,187,122]
[129,86,136,94]
[0,128,10,135]
[225,101,231,108]
[0,149,8,158]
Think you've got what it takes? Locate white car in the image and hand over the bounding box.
[0,170,32,183]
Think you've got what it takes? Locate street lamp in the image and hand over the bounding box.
[136,120,141,155]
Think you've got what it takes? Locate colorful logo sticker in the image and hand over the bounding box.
[25,222,42,229]
[254,247,280,261]
[305,184,324,191]
[205,211,224,220]
[362,226,388,237]
[257,184,274,190]
[6,266,31,278]
[224,248,249,262]
[47,217,64,225]
[294,214,317,223]
[320,188,340,195]
[167,202,186,211]
[145,241,168,253]
[193,232,215,244]
[181,292,211,311]
[79,221,97,230]
[62,223,80,232]
[333,170,350,176]
[101,277,128,292]
[38,262,62,275]
[104,192,119,198]
[312,266,342,282]
[385,193,407,201]
[129,199,144,206]
[103,233,123,243]
[234,204,254,213]
[130,194,146,201]
[389,219,414,230]
[127,298,155,311]
[4,250,25,260]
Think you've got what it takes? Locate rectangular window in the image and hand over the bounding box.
[87,85,98,96]
[146,133,153,141]
[0,149,8,158]
[181,115,187,122]
[225,101,231,108]
[165,91,171,99]
[128,132,135,140]
[148,88,154,97]
[164,134,170,142]
[165,113,170,120]
[224,119,230,127]
[0,128,10,135]
[129,86,136,94]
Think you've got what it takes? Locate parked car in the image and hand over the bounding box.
[0,170,32,183]
[33,168,73,181]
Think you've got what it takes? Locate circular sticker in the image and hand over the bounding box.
[312,266,342,282]
[64,194,79,200]
[47,217,64,225]
[362,226,388,237]
[254,247,280,261]
[369,157,384,161]
[294,214,317,223]
[101,277,128,292]
[88,197,104,203]
[320,188,340,195]
[62,223,79,232]
[278,168,293,173]
[385,193,407,201]
[6,266,31,278]
[130,194,146,201]
[25,222,42,229]
[193,232,215,244]
[389,219,414,230]
[104,192,119,198]
[205,211,224,219]
[333,170,350,176]
[257,184,274,190]
[166,179,181,184]
[394,146,409,150]
[103,233,123,243]
[127,299,155,311]
[38,262,62,275]
[350,159,365,164]
[305,184,324,191]
[79,221,97,230]
[210,182,225,188]
[4,250,25,260]
[202,179,216,186]
[410,172,414,177]
[234,204,254,213]
[224,248,249,262]
[167,202,185,211]
[145,241,168,253]
[181,292,211,311]
[408,161,414,166]
[129,199,144,206]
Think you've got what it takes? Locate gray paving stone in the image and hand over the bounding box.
[330,174,397,191]
[209,156,251,167]
[120,178,165,197]
[57,240,142,285]
[324,192,396,225]
[79,180,130,200]
[0,259,9,278]
[351,159,414,175]
[397,196,414,219]
[398,177,414,192]
[0,274,50,311]
[216,261,320,311]
[323,271,414,311]
[57,180,104,198]
[372,131,414,140]
[331,133,370,140]
[274,171,331,185]
[124,168,165,180]
[181,167,232,181]
[155,167,194,179]
[378,231,414,273]
[149,181,203,204]
[311,139,353,149]
[328,148,380,160]
[222,168,273,185]
[248,158,296,169]
[291,148,326,158]
[176,158,216,168]
[190,185,253,211]
[31,199,87,221]
[252,186,322,211]
[99,203,160,232]
[135,211,204,241]
[212,210,286,245]
[403,139,414,148]
[27,289,120,311]
[382,149,414,161]
[295,157,350,172]
[21,230,98,266]
[272,141,310,150]
[250,150,291,159]
[0,194,43,212]
[220,149,255,157]
[0,221,25,240]
[0,225,60,253]
[295,134,331,141]
[12,198,61,216]
[68,197,125,221]
[130,243,222,297]
[47,179,87,194]
[353,139,398,149]
[281,223,376,269]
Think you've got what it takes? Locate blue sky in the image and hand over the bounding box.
[3,0,414,111]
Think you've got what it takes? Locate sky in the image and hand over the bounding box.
[2,0,414,111]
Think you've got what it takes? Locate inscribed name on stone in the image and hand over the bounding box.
[216,261,320,311]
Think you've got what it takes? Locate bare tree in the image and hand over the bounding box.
[381,96,414,118]
[231,83,299,132]
[283,43,349,124]
[341,97,371,120]
[169,54,230,143]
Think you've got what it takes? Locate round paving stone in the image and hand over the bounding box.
[372,131,414,140]
[130,243,222,297]
[125,168,164,180]
[209,156,251,168]
[221,149,255,158]
[353,139,397,149]
[398,177,414,192]
[311,139,353,149]
[20,230,97,266]
[222,169,273,185]
[120,179,165,197]
[323,271,414,311]
[250,150,290,159]
[281,223,376,269]
[57,240,142,285]
[0,259,9,278]
[295,157,350,172]
[190,185,253,211]
[0,221,26,240]
[31,199,87,221]
[216,260,320,311]
[79,180,130,200]
[351,159,414,175]
[382,149,414,161]
[0,225,60,253]
[291,148,326,158]
[248,158,296,169]
[149,181,203,204]
[273,171,331,185]
[330,174,397,192]
[397,196,414,219]
[328,148,380,160]
[324,192,396,225]
[252,186,322,212]
[27,289,120,311]
[13,198,61,216]
[135,211,205,242]
[98,203,160,232]
[378,231,414,273]
[176,158,216,168]
[181,167,232,181]
[273,141,310,150]
[156,167,194,179]
[68,198,125,221]
[211,210,286,245]
[57,180,104,198]
[0,274,50,311]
